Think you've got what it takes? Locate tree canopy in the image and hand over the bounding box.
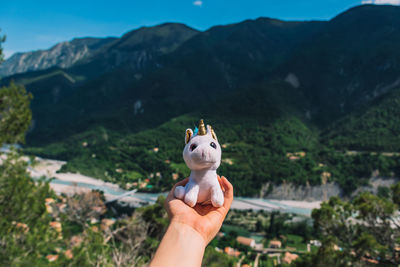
[294,184,400,266]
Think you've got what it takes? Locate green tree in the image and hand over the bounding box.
[294,185,400,266]
[0,31,62,266]
[0,152,59,265]
[0,82,32,145]
[0,30,31,146]
[0,30,5,63]
[202,246,236,267]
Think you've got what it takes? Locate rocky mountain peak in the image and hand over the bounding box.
[0,37,116,77]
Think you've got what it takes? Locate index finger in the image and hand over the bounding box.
[217,175,225,193]
[220,176,233,211]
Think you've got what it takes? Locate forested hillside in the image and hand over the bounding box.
[3,4,400,196]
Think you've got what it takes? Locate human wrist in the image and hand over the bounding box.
[168,221,207,249]
[150,221,206,267]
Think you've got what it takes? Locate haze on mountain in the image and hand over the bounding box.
[2,4,400,196]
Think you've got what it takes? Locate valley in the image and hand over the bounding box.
[29,156,320,215]
[2,5,400,198]
[2,3,400,266]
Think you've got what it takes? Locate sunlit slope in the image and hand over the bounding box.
[322,87,400,151]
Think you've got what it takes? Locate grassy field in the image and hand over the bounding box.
[221,224,252,238]
[286,234,307,251]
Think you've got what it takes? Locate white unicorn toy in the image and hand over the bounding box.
[174,119,224,207]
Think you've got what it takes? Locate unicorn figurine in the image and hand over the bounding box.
[174,119,224,207]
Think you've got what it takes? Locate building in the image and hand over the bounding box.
[236,236,256,248]
[333,244,341,251]
[101,218,116,231]
[46,255,59,262]
[49,221,62,233]
[282,252,299,264]
[224,247,240,257]
[269,240,282,248]
[309,240,322,247]
[70,235,83,247]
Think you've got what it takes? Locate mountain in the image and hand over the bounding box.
[70,23,199,78]
[0,23,200,143]
[1,19,322,144]
[277,4,400,125]
[3,5,400,197]
[0,37,117,77]
[322,87,400,151]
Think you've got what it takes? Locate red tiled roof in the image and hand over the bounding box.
[236,236,255,246]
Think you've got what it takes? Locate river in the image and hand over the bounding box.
[26,156,320,216]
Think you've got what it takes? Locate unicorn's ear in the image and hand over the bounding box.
[185,129,193,144]
[207,125,218,141]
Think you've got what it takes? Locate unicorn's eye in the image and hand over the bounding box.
[190,144,197,151]
[210,142,217,149]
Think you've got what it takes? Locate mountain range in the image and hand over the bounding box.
[0,37,117,77]
[2,4,400,197]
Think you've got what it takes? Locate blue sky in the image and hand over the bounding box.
[1,0,399,58]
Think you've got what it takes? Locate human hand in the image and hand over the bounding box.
[165,176,233,244]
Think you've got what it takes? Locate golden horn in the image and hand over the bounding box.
[210,126,217,140]
[198,119,207,135]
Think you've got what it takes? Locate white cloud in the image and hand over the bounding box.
[362,0,400,5]
[193,0,203,7]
